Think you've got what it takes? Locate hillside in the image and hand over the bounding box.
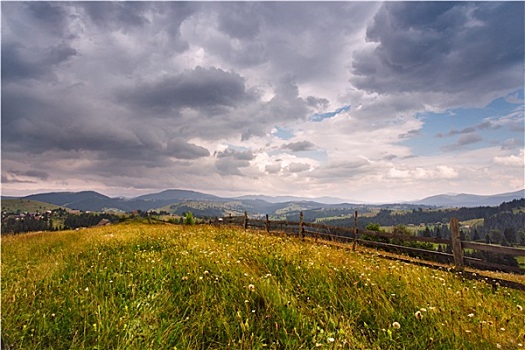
[2,222,524,349]
[1,198,64,213]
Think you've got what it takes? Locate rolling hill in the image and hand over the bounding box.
[411,190,525,207]
[3,188,523,214]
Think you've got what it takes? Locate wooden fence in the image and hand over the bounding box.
[219,211,525,276]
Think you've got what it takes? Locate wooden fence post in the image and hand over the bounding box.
[265,214,270,233]
[299,211,305,240]
[352,210,358,251]
[244,211,248,230]
[450,217,464,272]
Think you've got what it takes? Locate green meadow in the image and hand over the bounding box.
[2,222,524,349]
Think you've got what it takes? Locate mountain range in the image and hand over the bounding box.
[2,189,523,214]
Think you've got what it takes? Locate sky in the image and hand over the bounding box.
[1,1,524,203]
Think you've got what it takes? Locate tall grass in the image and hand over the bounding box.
[2,222,524,349]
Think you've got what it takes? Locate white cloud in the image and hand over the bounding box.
[494,149,525,167]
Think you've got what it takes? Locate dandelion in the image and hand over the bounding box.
[392,322,401,329]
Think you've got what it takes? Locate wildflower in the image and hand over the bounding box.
[517,305,523,311]
[248,284,255,292]
[415,311,423,320]
[392,322,401,329]
[327,337,335,343]
[467,313,474,318]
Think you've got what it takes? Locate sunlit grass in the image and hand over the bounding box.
[2,222,524,349]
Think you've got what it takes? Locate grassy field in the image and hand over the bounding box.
[2,222,524,349]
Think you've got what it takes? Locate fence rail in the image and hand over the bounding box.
[219,211,525,276]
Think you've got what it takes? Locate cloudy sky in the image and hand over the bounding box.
[2,1,524,203]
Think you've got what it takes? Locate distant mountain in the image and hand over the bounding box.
[234,194,351,204]
[136,189,222,202]
[13,188,524,214]
[411,190,524,207]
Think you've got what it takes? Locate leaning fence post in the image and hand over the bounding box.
[265,214,270,233]
[450,217,464,272]
[244,211,248,230]
[299,211,305,240]
[352,210,358,251]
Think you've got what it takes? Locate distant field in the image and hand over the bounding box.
[1,198,63,213]
[2,222,524,349]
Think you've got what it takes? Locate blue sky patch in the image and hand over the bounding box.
[400,89,524,156]
[309,104,351,122]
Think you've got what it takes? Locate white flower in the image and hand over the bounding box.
[327,337,335,343]
[248,284,255,292]
[467,313,474,318]
[392,322,401,329]
[517,305,523,311]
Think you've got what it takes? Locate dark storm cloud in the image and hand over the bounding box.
[281,141,316,152]
[24,2,70,37]
[80,2,150,30]
[399,129,421,139]
[216,2,262,40]
[306,96,329,110]
[3,170,50,181]
[167,140,210,160]
[214,149,254,176]
[119,66,251,113]
[442,133,484,151]
[287,163,311,173]
[351,2,524,95]
[2,42,77,82]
